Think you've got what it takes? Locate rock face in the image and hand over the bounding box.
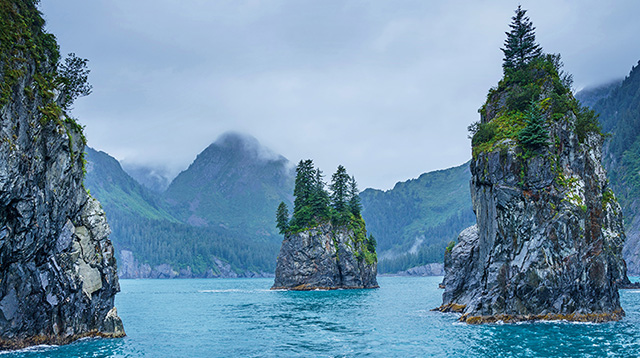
[439,59,628,323]
[272,222,378,290]
[0,1,123,349]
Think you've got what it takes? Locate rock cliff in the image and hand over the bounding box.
[0,1,123,349]
[438,55,628,323]
[272,221,378,290]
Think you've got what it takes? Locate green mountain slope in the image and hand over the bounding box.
[84,146,280,277]
[360,162,475,273]
[84,147,176,222]
[586,60,640,274]
[164,132,294,239]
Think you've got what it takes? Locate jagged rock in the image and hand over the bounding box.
[0,1,123,349]
[272,222,378,290]
[438,59,628,323]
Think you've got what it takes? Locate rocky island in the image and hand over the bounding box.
[272,161,378,290]
[438,7,628,323]
[0,0,123,349]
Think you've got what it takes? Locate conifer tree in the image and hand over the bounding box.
[348,175,362,217]
[330,165,350,213]
[276,202,289,235]
[310,168,330,219]
[501,6,542,71]
[518,102,548,151]
[291,159,316,229]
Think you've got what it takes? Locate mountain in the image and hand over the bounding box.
[574,79,622,108]
[121,163,173,193]
[86,131,475,277]
[360,162,475,273]
[164,132,294,238]
[84,144,280,278]
[84,148,176,222]
[584,61,640,274]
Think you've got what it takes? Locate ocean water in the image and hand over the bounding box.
[4,276,640,357]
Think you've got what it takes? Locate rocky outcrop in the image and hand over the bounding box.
[0,1,123,349]
[438,58,628,323]
[272,222,378,290]
[118,250,273,279]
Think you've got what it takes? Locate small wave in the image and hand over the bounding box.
[0,344,57,355]
[198,289,272,293]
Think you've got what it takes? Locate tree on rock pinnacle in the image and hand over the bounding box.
[502,6,542,71]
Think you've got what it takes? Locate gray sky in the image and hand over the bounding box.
[40,0,640,190]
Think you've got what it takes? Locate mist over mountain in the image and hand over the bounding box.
[121,163,174,193]
[83,133,292,277]
[575,79,623,110]
[164,132,294,237]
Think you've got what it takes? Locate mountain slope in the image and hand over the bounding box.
[85,147,176,222]
[84,146,279,277]
[360,162,475,273]
[587,61,640,274]
[164,132,294,238]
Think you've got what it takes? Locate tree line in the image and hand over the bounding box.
[276,160,363,234]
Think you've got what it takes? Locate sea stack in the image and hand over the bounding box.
[0,1,124,349]
[272,161,378,290]
[438,7,628,323]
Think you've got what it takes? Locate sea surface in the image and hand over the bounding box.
[4,276,640,357]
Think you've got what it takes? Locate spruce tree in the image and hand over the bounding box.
[501,6,542,71]
[310,168,331,219]
[348,175,362,217]
[276,202,289,235]
[330,165,350,213]
[291,159,316,229]
[518,102,548,151]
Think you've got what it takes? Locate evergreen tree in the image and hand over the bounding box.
[275,201,289,235]
[501,6,542,71]
[348,175,362,217]
[310,168,331,219]
[518,102,548,151]
[291,159,316,229]
[330,165,350,213]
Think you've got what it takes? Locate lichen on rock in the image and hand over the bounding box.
[272,221,378,290]
[438,52,629,323]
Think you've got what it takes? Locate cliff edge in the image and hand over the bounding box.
[0,1,124,349]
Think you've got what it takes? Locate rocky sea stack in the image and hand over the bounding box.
[438,7,628,323]
[272,160,378,290]
[273,221,378,290]
[0,1,123,349]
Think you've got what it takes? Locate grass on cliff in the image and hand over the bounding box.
[470,54,603,158]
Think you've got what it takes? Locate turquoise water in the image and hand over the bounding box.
[4,276,640,357]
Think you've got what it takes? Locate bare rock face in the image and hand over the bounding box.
[272,222,378,290]
[0,1,123,349]
[438,59,628,323]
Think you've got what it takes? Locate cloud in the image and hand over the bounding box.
[40,0,640,189]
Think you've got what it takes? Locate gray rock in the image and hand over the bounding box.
[439,81,628,323]
[0,5,124,349]
[397,263,445,276]
[272,222,378,290]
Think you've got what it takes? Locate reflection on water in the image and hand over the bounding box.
[3,277,640,357]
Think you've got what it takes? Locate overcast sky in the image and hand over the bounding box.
[39,0,640,190]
